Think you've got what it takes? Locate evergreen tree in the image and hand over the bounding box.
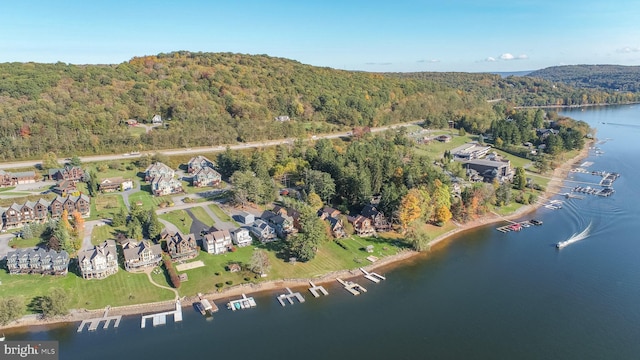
[147,209,162,240]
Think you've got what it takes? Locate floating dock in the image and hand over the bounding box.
[336,278,367,296]
[308,281,329,297]
[141,300,183,328]
[227,294,257,311]
[77,306,122,333]
[277,288,305,306]
[359,268,386,283]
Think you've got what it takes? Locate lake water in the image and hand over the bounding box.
[6,105,640,360]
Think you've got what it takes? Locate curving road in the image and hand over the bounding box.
[0,121,422,170]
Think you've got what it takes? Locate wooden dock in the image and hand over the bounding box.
[277,288,305,306]
[227,294,257,311]
[336,278,367,296]
[77,306,122,333]
[360,268,386,283]
[308,281,329,297]
[140,300,183,329]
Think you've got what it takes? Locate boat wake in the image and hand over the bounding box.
[556,222,593,249]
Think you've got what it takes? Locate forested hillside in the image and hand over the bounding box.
[0,52,637,161]
[527,65,640,93]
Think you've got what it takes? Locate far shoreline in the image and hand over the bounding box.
[0,141,592,333]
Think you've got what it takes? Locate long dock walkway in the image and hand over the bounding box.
[140,300,183,329]
[308,281,329,297]
[227,294,257,311]
[277,288,305,306]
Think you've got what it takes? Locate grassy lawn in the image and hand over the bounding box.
[90,225,126,245]
[0,186,16,192]
[159,210,193,234]
[208,204,238,225]
[127,126,147,138]
[413,133,477,159]
[90,194,126,220]
[0,264,175,312]
[188,206,215,227]
[8,237,43,248]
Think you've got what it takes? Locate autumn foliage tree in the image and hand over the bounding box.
[398,189,422,233]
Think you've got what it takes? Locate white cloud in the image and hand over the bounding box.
[516,54,528,60]
[485,56,496,62]
[498,53,528,61]
[417,59,440,63]
[617,46,640,53]
[500,53,515,60]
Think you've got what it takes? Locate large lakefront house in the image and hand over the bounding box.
[6,248,70,275]
[77,240,119,279]
[122,240,162,271]
[164,231,198,261]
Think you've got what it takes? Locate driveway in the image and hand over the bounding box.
[121,180,141,209]
[0,233,15,260]
[82,219,111,251]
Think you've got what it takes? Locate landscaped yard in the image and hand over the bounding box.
[0,265,175,312]
[159,210,193,234]
[90,194,126,220]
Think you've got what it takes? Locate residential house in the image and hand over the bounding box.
[236,211,255,224]
[144,162,174,181]
[52,194,91,218]
[150,175,183,196]
[125,119,138,126]
[122,240,162,271]
[230,228,252,247]
[319,206,341,220]
[52,179,79,197]
[187,155,215,174]
[451,142,491,160]
[347,215,376,237]
[151,114,163,124]
[327,216,346,239]
[249,219,277,242]
[166,231,198,261]
[463,158,512,183]
[1,199,50,230]
[48,165,84,182]
[274,115,290,122]
[272,205,301,229]
[202,229,232,255]
[1,170,36,187]
[6,248,69,275]
[192,167,221,187]
[77,240,119,279]
[98,177,134,192]
[360,205,390,231]
[536,128,559,140]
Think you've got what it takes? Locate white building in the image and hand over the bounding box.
[202,229,232,254]
[230,228,253,247]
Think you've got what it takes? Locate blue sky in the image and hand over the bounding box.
[1,0,639,72]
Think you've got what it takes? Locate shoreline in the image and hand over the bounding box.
[513,101,640,110]
[0,142,591,332]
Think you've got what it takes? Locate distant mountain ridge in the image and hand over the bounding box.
[528,65,640,92]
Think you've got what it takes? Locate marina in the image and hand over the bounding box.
[308,281,329,297]
[496,219,543,233]
[359,268,386,283]
[276,288,305,306]
[227,294,257,311]
[140,300,183,328]
[336,278,367,295]
[571,186,615,197]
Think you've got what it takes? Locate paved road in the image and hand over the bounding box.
[121,180,141,210]
[0,121,422,170]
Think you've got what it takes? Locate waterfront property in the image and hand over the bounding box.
[347,215,376,237]
[78,240,119,279]
[249,219,277,242]
[277,288,305,306]
[141,300,183,328]
[165,231,198,261]
[6,248,70,275]
[360,205,390,231]
[202,229,232,254]
[463,158,512,183]
[122,240,162,271]
[227,294,257,311]
[230,228,253,247]
[451,142,491,160]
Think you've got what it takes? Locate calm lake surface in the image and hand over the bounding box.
[8,105,640,360]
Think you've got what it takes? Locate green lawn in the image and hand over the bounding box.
[90,225,125,245]
[90,194,126,220]
[0,186,16,192]
[159,210,193,234]
[8,237,43,248]
[0,265,174,312]
[189,206,215,227]
[208,204,238,225]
